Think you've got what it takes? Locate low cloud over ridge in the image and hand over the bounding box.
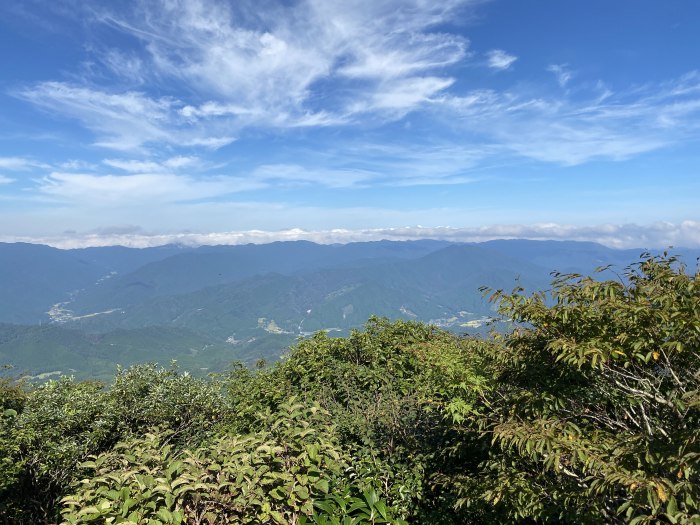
[4,221,699,250]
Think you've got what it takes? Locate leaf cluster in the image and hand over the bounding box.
[460,254,700,523]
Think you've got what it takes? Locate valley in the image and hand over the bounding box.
[2,239,697,379]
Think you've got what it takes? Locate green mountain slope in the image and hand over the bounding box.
[3,240,698,379]
[0,323,266,380]
[69,240,450,314]
[66,243,551,341]
[0,243,107,324]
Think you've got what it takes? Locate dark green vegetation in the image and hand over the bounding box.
[6,239,698,379]
[0,325,241,383]
[1,253,698,524]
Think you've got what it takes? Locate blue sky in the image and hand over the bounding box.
[1,0,699,248]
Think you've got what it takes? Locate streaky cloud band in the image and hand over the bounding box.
[3,221,699,250]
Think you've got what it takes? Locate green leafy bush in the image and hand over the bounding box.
[107,363,227,442]
[457,254,700,523]
[0,377,114,522]
[0,364,229,523]
[61,401,405,524]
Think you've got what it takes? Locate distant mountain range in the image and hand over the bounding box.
[1,239,697,379]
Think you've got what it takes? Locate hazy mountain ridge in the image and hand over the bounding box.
[0,243,109,324]
[38,243,553,339]
[68,239,451,313]
[2,239,698,378]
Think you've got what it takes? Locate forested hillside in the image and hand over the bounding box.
[1,253,698,524]
[5,239,695,380]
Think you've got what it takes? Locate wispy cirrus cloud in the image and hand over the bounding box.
[8,0,700,195]
[14,66,700,185]
[156,0,470,121]
[349,76,456,118]
[0,156,49,170]
[33,157,388,203]
[441,71,700,165]
[317,141,493,186]
[103,155,200,173]
[33,159,378,204]
[38,171,261,204]
[547,63,573,87]
[14,0,473,152]
[250,164,375,188]
[120,0,469,117]
[486,49,517,70]
[16,82,235,152]
[0,175,15,185]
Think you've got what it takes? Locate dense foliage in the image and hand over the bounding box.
[463,253,700,524]
[0,253,697,524]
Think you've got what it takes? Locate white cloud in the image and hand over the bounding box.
[19,141,488,208]
[486,49,517,70]
[0,156,47,170]
[103,159,163,172]
[96,142,490,192]
[103,156,200,173]
[183,136,236,149]
[59,159,99,170]
[251,164,375,188]
[336,31,467,79]
[354,76,455,116]
[180,102,257,119]
[101,49,146,84]
[320,141,491,185]
[38,171,261,204]
[163,156,199,169]
[13,69,700,189]
[10,1,700,176]
[45,0,472,135]
[440,71,700,165]
[17,82,235,152]
[7,221,700,249]
[0,175,14,185]
[18,82,172,151]
[547,63,573,87]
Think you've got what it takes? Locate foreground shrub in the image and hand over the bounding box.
[0,377,113,522]
[107,363,227,443]
[61,401,406,525]
[270,318,492,522]
[457,254,700,523]
[0,364,228,524]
